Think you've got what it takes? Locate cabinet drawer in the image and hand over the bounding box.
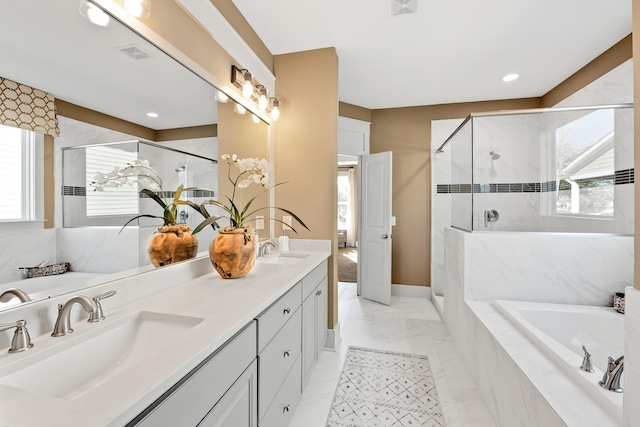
[259,356,302,427]
[257,281,301,352]
[258,308,301,420]
[132,322,257,427]
[301,259,327,300]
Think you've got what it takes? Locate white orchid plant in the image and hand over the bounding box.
[192,153,309,236]
[91,159,212,232]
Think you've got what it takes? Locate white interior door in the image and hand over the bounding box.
[358,151,392,305]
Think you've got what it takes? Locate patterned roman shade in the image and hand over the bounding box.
[0,77,59,136]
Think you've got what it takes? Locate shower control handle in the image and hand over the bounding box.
[484,209,499,227]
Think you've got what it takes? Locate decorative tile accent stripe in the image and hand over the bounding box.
[437,169,634,194]
[62,186,215,198]
[62,186,86,196]
[326,346,445,427]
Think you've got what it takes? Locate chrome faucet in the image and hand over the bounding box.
[580,345,594,373]
[88,290,116,323]
[51,296,98,337]
[0,288,31,303]
[258,240,278,257]
[599,355,624,392]
[0,320,34,353]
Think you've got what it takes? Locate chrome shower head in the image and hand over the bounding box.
[490,151,500,160]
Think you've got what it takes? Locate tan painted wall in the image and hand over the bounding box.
[273,48,339,328]
[217,102,271,239]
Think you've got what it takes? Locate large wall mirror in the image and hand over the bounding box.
[0,0,269,311]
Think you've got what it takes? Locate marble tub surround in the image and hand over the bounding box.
[624,286,640,426]
[456,230,633,306]
[444,227,627,426]
[0,240,330,426]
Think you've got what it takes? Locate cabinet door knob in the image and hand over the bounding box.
[283,307,291,315]
[284,350,290,357]
[316,290,322,296]
[283,405,290,413]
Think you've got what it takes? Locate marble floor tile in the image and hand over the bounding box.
[289,294,497,427]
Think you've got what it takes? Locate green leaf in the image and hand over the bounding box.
[192,216,224,234]
[140,189,167,209]
[119,214,165,234]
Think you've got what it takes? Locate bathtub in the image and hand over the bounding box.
[495,300,624,420]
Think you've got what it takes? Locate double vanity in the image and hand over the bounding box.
[0,240,330,427]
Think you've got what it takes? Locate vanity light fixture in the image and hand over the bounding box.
[124,0,151,19]
[270,98,280,121]
[79,1,110,27]
[502,73,519,82]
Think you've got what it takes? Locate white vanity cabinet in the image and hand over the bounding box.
[131,322,257,427]
[256,282,302,426]
[301,260,329,384]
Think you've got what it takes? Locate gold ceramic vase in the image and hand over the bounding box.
[209,227,256,279]
[148,224,198,267]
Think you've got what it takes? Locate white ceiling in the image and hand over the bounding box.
[232,0,632,109]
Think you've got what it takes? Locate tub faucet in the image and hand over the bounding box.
[51,296,98,337]
[599,355,624,393]
[0,288,31,303]
[258,240,278,257]
[580,345,594,373]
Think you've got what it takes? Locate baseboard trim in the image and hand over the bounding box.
[324,324,341,352]
[391,284,431,299]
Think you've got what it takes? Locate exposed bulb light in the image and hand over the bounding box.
[124,0,151,18]
[234,103,247,115]
[270,98,280,121]
[242,71,253,98]
[216,90,229,103]
[251,114,261,124]
[257,87,269,110]
[146,112,159,118]
[502,73,519,82]
[79,1,110,27]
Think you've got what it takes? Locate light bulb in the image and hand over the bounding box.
[216,90,229,103]
[258,94,268,110]
[242,81,253,98]
[252,114,261,124]
[270,98,280,121]
[79,1,110,27]
[124,0,150,18]
[234,103,246,115]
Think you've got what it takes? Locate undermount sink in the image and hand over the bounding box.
[0,311,203,400]
[261,252,310,265]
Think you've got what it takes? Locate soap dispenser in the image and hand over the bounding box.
[279,230,290,252]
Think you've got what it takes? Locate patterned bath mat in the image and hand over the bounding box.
[327,346,445,427]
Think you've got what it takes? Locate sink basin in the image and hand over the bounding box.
[0,311,203,400]
[262,252,310,265]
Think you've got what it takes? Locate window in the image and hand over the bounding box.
[555,109,615,217]
[85,145,139,217]
[337,172,349,229]
[0,124,34,221]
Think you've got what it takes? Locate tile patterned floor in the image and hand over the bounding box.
[289,283,496,427]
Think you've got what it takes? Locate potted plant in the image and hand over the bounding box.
[194,153,309,279]
[91,159,214,267]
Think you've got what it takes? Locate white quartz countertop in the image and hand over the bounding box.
[0,243,330,427]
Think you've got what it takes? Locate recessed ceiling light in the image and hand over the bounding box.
[502,73,519,82]
[146,112,158,118]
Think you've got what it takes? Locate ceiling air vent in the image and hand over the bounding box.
[391,0,418,16]
[118,44,152,60]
